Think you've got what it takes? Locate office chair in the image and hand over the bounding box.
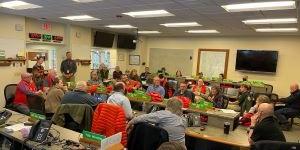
[27,95,45,115]
[4,84,17,109]
[251,140,300,150]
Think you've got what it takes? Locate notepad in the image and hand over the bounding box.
[5,123,30,131]
[219,109,237,114]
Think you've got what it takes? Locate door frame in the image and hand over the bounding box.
[196,49,230,78]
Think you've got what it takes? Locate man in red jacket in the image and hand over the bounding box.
[13,73,43,115]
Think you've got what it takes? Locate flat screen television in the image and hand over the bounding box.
[117,34,136,49]
[235,50,278,73]
[93,31,114,48]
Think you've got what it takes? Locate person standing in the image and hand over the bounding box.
[60,51,77,83]
[32,56,45,90]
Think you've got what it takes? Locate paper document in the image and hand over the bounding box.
[5,123,31,131]
[219,109,237,114]
[100,132,122,150]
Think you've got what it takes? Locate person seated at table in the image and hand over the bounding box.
[32,56,45,90]
[140,66,151,82]
[147,76,165,98]
[113,66,123,80]
[237,84,253,114]
[107,82,133,120]
[61,81,101,107]
[197,72,204,79]
[240,95,271,126]
[158,73,167,87]
[175,70,182,77]
[192,79,210,101]
[242,75,248,82]
[45,78,65,117]
[173,82,195,102]
[157,67,169,76]
[248,103,286,145]
[121,74,141,93]
[13,73,43,115]
[129,69,141,82]
[218,73,224,81]
[97,63,109,82]
[207,86,224,108]
[43,69,57,89]
[127,98,186,145]
[87,70,101,86]
[275,83,300,130]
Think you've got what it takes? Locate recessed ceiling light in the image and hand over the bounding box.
[122,10,174,18]
[60,15,100,21]
[222,1,296,12]
[255,28,298,32]
[72,0,102,3]
[243,18,297,25]
[186,30,220,33]
[0,0,42,10]
[160,22,201,27]
[138,31,161,34]
[106,25,136,29]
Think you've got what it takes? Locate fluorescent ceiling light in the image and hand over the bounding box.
[72,0,102,3]
[61,15,100,21]
[160,22,201,27]
[0,0,42,10]
[255,28,298,32]
[222,1,296,12]
[138,31,161,34]
[122,10,174,18]
[243,18,297,25]
[186,30,220,33]
[106,25,136,29]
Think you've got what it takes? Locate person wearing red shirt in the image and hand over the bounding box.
[192,79,210,101]
[121,74,141,93]
[13,73,43,115]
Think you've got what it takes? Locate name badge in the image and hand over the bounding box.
[67,70,69,74]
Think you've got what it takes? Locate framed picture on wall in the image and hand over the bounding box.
[129,55,140,65]
[118,54,125,61]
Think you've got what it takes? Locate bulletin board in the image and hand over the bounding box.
[197,49,229,78]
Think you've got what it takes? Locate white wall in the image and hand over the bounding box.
[145,36,300,97]
[0,13,26,107]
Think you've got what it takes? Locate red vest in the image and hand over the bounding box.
[14,80,37,105]
[192,85,207,94]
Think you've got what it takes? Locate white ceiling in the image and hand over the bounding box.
[0,0,299,36]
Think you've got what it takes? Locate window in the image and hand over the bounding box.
[48,49,57,70]
[91,49,111,69]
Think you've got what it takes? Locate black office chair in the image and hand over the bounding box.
[222,95,229,109]
[251,140,300,150]
[4,84,17,109]
[264,84,273,94]
[27,95,45,115]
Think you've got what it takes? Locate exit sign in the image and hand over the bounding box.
[42,22,51,31]
[42,34,52,42]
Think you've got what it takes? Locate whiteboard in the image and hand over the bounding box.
[199,51,227,78]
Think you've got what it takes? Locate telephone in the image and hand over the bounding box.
[28,120,52,142]
[0,109,12,125]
